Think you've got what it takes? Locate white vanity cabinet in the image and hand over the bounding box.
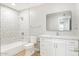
[40,37,79,56]
[40,38,66,56]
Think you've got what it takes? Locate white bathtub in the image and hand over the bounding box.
[1,41,26,56]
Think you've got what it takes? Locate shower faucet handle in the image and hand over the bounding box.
[21,32,24,35]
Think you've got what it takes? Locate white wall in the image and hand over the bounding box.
[75,4,79,36]
[30,3,79,36]
[0,6,1,46]
[19,9,30,43]
[1,6,20,45]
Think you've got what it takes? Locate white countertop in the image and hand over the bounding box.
[39,35,79,40]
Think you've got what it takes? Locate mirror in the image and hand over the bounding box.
[46,11,72,31]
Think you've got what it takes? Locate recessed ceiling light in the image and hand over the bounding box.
[11,3,15,5]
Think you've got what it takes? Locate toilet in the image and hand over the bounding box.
[24,36,37,56]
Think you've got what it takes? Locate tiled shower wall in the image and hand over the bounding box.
[1,5,20,45]
[19,9,30,43]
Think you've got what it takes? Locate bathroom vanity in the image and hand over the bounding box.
[40,35,79,56]
[40,10,79,56]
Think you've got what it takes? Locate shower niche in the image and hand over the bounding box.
[46,11,72,31]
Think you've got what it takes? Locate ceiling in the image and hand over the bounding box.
[2,3,44,11]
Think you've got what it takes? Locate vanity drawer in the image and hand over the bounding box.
[65,40,78,56]
[66,40,78,46]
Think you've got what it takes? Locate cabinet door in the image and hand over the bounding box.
[40,38,55,56]
[55,39,66,56]
[65,40,78,56]
[49,38,56,56]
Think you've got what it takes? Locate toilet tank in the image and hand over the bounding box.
[30,36,37,43]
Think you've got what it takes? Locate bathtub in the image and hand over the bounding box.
[1,41,30,56]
